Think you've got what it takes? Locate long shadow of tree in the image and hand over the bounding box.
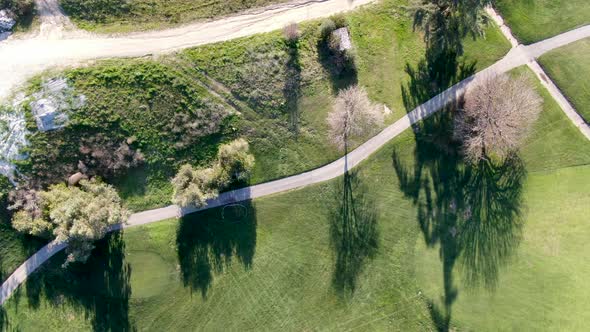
[0,306,6,332]
[330,169,379,295]
[401,47,477,112]
[397,4,507,328]
[17,232,132,331]
[391,109,525,331]
[176,200,257,299]
[284,39,302,135]
[317,30,358,94]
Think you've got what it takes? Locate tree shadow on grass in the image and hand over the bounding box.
[19,232,132,331]
[330,170,379,296]
[284,39,302,135]
[391,109,525,330]
[317,35,358,94]
[401,48,476,113]
[176,199,257,299]
[0,306,6,332]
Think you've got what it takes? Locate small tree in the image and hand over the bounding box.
[327,85,384,151]
[171,164,218,208]
[216,138,255,187]
[10,179,130,265]
[283,22,299,42]
[454,73,542,163]
[172,139,255,208]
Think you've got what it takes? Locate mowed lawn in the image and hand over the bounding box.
[495,0,590,44]
[538,38,590,124]
[3,67,590,331]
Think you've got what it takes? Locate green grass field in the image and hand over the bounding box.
[15,1,510,212]
[538,38,590,124]
[3,67,590,331]
[495,0,590,44]
[60,0,290,33]
[0,2,510,295]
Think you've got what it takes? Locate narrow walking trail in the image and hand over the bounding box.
[2,7,590,306]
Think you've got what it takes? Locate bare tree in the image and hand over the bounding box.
[328,85,384,151]
[283,22,299,42]
[454,73,542,163]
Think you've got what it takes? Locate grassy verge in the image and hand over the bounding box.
[3,66,590,330]
[60,0,290,34]
[495,0,590,44]
[537,37,590,124]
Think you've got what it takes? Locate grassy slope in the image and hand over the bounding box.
[495,0,590,44]
[17,1,510,212]
[538,37,590,124]
[3,66,590,331]
[61,0,290,34]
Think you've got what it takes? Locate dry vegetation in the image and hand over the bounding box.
[454,73,542,162]
[328,85,383,151]
[283,22,299,42]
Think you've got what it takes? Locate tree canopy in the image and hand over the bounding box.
[327,85,384,151]
[172,139,255,208]
[454,73,542,162]
[10,179,130,265]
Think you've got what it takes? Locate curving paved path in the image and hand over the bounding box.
[486,7,590,141]
[2,9,590,306]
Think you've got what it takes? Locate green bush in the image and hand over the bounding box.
[330,13,348,28]
[319,18,336,39]
[1,0,34,20]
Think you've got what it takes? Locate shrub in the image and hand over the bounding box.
[283,22,299,43]
[77,135,144,178]
[9,179,130,265]
[60,0,130,22]
[216,138,255,186]
[330,13,347,28]
[1,0,34,19]
[319,18,336,39]
[171,164,218,208]
[171,139,254,208]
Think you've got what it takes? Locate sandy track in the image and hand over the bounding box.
[0,0,375,100]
